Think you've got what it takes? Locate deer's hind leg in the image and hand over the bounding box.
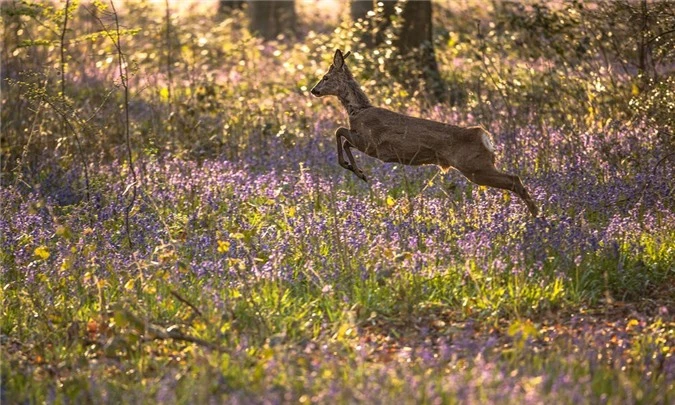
[461,167,539,216]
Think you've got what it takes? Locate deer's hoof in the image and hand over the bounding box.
[526,201,539,217]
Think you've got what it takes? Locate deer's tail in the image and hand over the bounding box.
[477,128,497,165]
[480,130,495,153]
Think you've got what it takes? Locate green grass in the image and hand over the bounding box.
[2,0,674,402]
[2,185,673,402]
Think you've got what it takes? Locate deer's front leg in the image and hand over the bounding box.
[336,127,367,182]
[335,127,350,170]
[343,140,367,182]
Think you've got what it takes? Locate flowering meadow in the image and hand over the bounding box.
[2,1,674,403]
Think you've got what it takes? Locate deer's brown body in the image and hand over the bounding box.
[311,50,538,216]
[348,107,493,170]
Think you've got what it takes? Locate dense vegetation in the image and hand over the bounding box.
[1,0,673,403]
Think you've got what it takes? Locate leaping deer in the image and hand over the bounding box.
[310,49,539,216]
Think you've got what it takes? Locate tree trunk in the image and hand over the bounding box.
[350,0,394,46]
[397,0,445,102]
[352,0,446,103]
[249,1,296,41]
[218,0,244,14]
[350,0,373,22]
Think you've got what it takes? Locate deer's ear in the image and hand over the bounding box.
[333,49,344,68]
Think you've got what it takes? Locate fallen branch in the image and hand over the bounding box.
[115,305,224,352]
[170,289,204,318]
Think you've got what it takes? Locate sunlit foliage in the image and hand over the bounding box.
[1,0,673,403]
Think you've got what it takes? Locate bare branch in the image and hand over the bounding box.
[170,290,204,318]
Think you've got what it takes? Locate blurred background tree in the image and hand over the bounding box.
[350,0,372,23]
[218,0,244,15]
[351,0,446,103]
[248,0,297,41]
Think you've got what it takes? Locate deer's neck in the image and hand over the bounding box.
[337,79,372,117]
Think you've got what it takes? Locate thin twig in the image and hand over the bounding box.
[610,151,675,207]
[645,28,675,46]
[40,94,91,205]
[83,87,116,124]
[82,2,138,242]
[109,0,138,249]
[56,0,90,206]
[170,290,204,318]
[476,21,515,132]
[59,0,70,140]
[165,0,173,110]
[13,78,47,188]
[635,151,675,205]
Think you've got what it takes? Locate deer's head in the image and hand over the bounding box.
[310,49,352,97]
